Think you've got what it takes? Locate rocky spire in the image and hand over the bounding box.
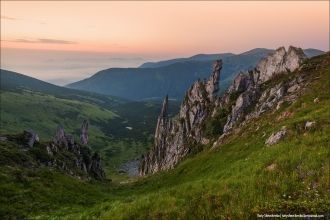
[159,95,168,118]
[48,124,106,180]
[53,125,66,146]
[80,120,89,145]
[154,95,170,143]
[140,46,309,177]
[53,125,74,149]
[206,60,222,100]
[139,60,223,176]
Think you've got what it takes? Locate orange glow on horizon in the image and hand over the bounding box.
[1,1,329,56]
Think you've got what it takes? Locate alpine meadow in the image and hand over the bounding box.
[0,1,329,219]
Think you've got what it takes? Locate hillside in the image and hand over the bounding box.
[67,48,275,100]
[303,48,326,58]
[1,52,328,219]
[0,70,180,179]
[68,48,324,100]
[0,69,125,108]
[62,53,330,219]
[139,52,235,68]
[139,48,324,68]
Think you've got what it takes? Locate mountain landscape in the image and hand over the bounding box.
[2,1,330,219]
[1,45,329,219]
[1,1,329,219]
[0,69,181,180]
[67,48,324,101]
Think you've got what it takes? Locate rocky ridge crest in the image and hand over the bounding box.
[139,60,222,175]
[140,46,307,176]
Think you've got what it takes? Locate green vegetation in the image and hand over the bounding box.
[0,90,172,179]
[204,108,229,138]
[60,53,327,219]
[0,90,116,138]
[0,54,329,219]
[0,69,180,180]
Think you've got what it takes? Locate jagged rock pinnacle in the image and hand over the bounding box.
[140,46,308,177]
[53,125,66,146]
[80,120,89,145]
[159,95,169,118]
[206,60,222,100]
[139,60,223,176]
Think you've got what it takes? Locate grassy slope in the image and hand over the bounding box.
[40,54,329,219]
[0,90,117,139]
[0,89,179,181]
[0,139,112,218]
[0,69,170,179]
[0,54,328,219]
[0,90,164,180]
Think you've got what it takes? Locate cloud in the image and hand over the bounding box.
[38,38,76,44]
[1,15,46,24]
[5,38,77,44]
[1,15,17,20]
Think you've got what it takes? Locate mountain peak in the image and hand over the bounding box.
[255,45,307,83]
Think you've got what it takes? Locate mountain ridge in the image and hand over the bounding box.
[139,46,309,175]
[67,48,324,100]
[0,50,328,219]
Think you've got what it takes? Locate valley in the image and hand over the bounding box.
[0,69,180,180]
[0,49,329,219]
[1,1,328,219]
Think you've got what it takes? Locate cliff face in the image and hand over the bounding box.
[221,46,306,134]
[139,60,222,175]
[255,46,306,83]
[140,46,307,176]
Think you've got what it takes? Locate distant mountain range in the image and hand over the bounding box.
[139,53,235,68]
[67,48,325,100]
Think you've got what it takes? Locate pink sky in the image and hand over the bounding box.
[0,1,329,84]
[1,1,329,55]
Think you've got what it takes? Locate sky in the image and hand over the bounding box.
[1,1,329,85]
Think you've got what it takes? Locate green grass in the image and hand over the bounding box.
[0,68,178,181]
[1,54,329,219]
[0,90,117,138]
[32,54,330,219]
[0,89,180,180]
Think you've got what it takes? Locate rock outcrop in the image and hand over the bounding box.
[48,123,105,180]
[305,121,316,130]
[221,46,306,134]
[22,130,39,148]
[80,119,89,145]
[1,121,106,180]
[265,127,287,146]
[254,46,306,83]
[140,46,307,176]
[53,125,75,150]
[139,60,222,175]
